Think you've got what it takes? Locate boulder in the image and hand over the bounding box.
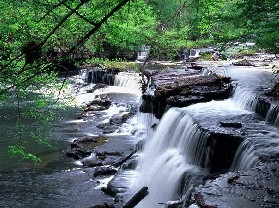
[140,73,232,119]
[93,166,118,177]
[65,136,108,160]
[84,96,112,112]
[232,59,255,66]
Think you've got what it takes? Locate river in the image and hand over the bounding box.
[0,72,143,208]
[1,59,278,208]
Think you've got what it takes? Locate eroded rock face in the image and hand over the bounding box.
[188,162,279,208]
[140,71,232,118]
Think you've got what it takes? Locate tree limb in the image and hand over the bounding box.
[61,1,97,26]
[67,0,131,54]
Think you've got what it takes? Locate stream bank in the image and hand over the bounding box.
[65,56,279,208]
[137,58,279,208]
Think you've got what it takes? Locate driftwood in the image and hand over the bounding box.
[113,149,137,168]
[123,187,149,208]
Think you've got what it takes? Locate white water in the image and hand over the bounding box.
[130,81,279,207]
[82,64,279,207]
[114,72,141,89]
[131,109,201,208]
[130,96,251,207]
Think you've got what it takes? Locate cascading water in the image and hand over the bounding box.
[129,80,279,207]
[229,87,279,171]
[114,72,141,89]
[231,87,259,111]
[131,108,207,208]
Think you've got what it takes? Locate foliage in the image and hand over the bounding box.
[85,57,141,71]
[1,0,279,162]
[0,0,155,162]
[235,0,279,53]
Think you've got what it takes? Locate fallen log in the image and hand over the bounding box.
[123,187,149,208]
[113,149,137,168]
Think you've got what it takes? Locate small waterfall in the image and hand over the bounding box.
[230,88,279,171]
[131,108,209,208]
[232,87,258,111]
[114,72,141,89]
[230,138,260,171]
[266,104,279,126]
[231,128,279,171]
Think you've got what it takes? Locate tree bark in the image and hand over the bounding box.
[123,187,149,208]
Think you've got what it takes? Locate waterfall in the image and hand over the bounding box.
[131,108,209,208]
[230,138,260,171]
[232,87,258,111]
[130,85,279,207]
[231,128,279,171]
[230,88,279,171]
[266,104,279,126]
[114,72,141,89]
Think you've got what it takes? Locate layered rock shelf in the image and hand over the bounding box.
[140,68,232,118]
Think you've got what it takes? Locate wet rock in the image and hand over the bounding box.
[227,175,240,184]
[202,173,220,182]
[65,136,108,160]
[219,121,242,128]
[97,112,134,134]
[83,150,125,167]
[113,149,137,168]
[167,95,207,107]
[93,166,118,177]
[140,73,232,119]
[91,202,115,208]
[97,123,118,134]
[83,158,104,167]
[65,149,92,160]
[194,193,217,208]
[232,59,255,66]
[189,63,204,70]
[86,84,107,93]
[151,123,157,130]
[188,162,279,208]
[101,186,118,197]
[109,113,133,125]
[84,96,112,112]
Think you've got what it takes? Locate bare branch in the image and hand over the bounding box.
[61,1,97,26]
[67,0,131,54]
[40,0,90,47]
[37,0,69,23]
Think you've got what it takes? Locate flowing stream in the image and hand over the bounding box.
[0,71,142,207]
[127,62,279,207]
[0,62,278,208]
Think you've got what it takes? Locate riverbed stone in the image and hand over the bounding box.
[65,136,108,160]
[97,112,134,134]
[188,162,279,208]
[232,59,256,66]
[93,166,118,177]
[140,70,232,118]
[84,96,112,112]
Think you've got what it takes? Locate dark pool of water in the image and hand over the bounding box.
[0,86,141,208]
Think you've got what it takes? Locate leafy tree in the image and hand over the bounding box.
[0,0,149,162]
[235,0,279,53]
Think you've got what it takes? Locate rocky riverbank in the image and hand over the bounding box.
[65,57,279,208]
